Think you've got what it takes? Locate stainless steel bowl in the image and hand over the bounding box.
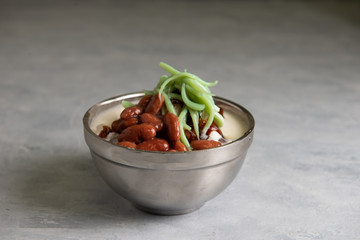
[83,92,254,215]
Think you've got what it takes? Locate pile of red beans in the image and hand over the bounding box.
[99,94,223,152]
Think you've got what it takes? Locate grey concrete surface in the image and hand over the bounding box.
[1,1,360,239]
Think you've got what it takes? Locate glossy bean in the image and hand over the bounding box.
[136,138,169,152]
[140,113,163,131]
[117,123,156,143]
[111,117,139,133]
[199,118,223,136]
[190,140,221,150]
[163,112,181,143]
[173,141,187,152]
[145,94,164,114]
[120,106,142,120]
[137,95,152,110]
[117,141,136,149]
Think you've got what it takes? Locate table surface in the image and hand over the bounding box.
[1,1,359,239]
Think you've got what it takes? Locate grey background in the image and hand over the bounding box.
[1,1,359,239]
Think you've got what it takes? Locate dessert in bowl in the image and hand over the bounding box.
[83,63,254,215]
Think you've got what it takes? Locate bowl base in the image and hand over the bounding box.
[133,204,204,216]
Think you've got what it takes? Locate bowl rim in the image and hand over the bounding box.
[83,92,254,154]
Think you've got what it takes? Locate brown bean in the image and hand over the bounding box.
[136,138,169,152]
[185,129,197,142]
[163,112,181,143]
[140,113,163,131]
[111,117,139,133]
[117,141,136,149]
[139,124,157,141]
[173,141,187,152]
[137,95,152,110]
[117,123,156,143]
[219,107,224,117]
[111,119,122,132]
[145,94,164,114]
[199,118,223,136]
[98,125,112,138]
[208,123,223,136]
[190,140,221,150]
[120,106,142,120]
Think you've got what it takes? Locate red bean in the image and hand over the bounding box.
[173,141,187,152]
[111,117,139,133]
[117,123,156,143]
[137,95,152,110]
[136,138,169,152]
[117,141,136,149]
[219,107,224,117]
[145,94,164,114]
[163,112,180,143]
[190,140,221,150]
[98,125,112,138]
[199,118,223,136]
[120,106,142,120]
[140,113,163,131]
[185,129,197,142]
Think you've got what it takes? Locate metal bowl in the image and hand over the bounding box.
[83,92,255,215]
